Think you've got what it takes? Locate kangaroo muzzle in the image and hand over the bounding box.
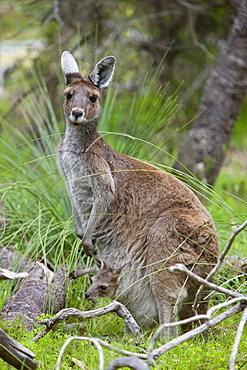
[69,107,85,124]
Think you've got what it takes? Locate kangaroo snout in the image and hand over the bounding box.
[84,292,91,299]
[70,107,85,123]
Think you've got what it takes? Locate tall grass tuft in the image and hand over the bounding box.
[0,64,246,310]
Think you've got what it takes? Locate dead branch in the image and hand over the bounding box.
[55,336,148,370]
[0,329,37,370]
[55,336,105,370]
[193,219,247,311]
[1,262,67,331]
[0,268,28,280]
[169,263,243,298]
[0,246,31,272]
[150,300,247,361]
[106,357,150,370]
[229,305,247,370]
[34,301,142,343]
[53,297,247,369]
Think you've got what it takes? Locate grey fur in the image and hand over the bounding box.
[58,52,219,338]
[89,56,116,88]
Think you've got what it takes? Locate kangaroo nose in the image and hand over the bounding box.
[85,292,90,299]
[72,107,84,119]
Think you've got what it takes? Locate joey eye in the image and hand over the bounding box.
[65,93,72,100]
[89,95,98,103]
[99,285,107,291]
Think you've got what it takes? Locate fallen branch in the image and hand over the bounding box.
[0,329,37,370]
[34,301,142,343]
[0,246,67,331]
[229,305,247,370]
[169,263,243,298]
[193,219,247,310]
[1,263,66,331]
[149,299,247,361]
[106,356,150,370]
[53,297,247,368]
[55,336,104,370]
[55,336,148,370]
[0,268,28,280]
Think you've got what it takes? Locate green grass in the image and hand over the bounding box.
[0,308,246,369]
[0,66,247,369]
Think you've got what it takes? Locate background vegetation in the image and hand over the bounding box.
[0,1,246,369]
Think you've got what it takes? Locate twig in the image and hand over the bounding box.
[55,336,104,370]
[55,335,147,370]
[83,338,147,359]
[229,305,247,370]
[0,329,37,370]
[106,357,150,370]
[193,219,247,311]
[187,5,216,60]
[53,0,64,26]
[150,301,247,361]
[169,264,243,298]
[54,297,247,368]
[34,301,141,342]
[147,297,247,363]
[0,268,28,280]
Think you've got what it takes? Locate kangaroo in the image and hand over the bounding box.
[58,51,219,337]
[84,261,124,301]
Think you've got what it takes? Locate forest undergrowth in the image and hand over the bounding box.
[0,66,246,370]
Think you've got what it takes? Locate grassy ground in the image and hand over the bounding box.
[0,68,246,369]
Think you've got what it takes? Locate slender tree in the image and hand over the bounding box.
[174,0,247,185]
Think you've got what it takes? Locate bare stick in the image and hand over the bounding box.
[147,296,247,364]
[55,336,104,370]
[34,301,141,342]
[151,301,247,361]
[0,329,37,370]
[193,219,247,310]
[169,264,243,298]
[86,338,147,360]
[55,335,147,370]
[229,305,247,370]
[106,357,150,370]
[0,268,28,280]
[54,298,247,367]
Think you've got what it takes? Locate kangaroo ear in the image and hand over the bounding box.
[89,56,116,89]
[114,263,127,276]
[93,256,110,271]
[61,51,82,84]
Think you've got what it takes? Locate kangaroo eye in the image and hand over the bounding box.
[90,95,98,103]
[65,92,72,100]
[99,285,107,291]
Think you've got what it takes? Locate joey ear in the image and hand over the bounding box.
[89,56,116,89]
[114,263,127,276]
[61,51,82,84]
[93,256,110,271]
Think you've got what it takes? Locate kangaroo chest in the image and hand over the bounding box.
[58,147,94,229]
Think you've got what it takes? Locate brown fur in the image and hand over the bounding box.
[59,51,219,337]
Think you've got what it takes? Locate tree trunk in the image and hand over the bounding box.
[0,247,67,331]
[174,1,247,185]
